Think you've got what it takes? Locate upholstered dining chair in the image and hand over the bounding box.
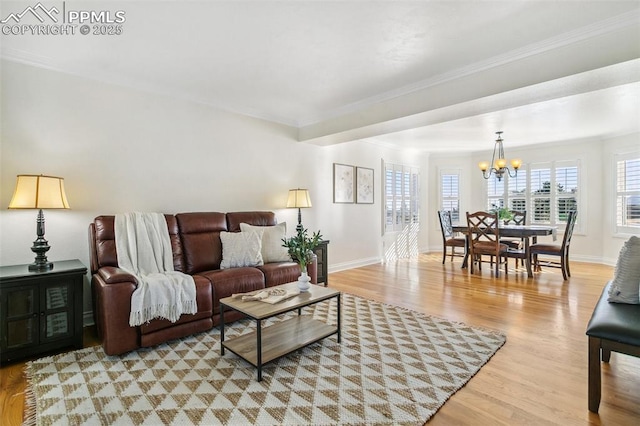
[500,210,527,267]
[437,210,466,264]
[466,211,508,275]
[530,210,578,280]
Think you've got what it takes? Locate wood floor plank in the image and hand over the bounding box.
[1,253,638,425]
[328,253,639,425]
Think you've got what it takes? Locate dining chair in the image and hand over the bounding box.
[466,211,508,275]
[437,210,466,264]
[500,210,527,267]
[530,210,578,280]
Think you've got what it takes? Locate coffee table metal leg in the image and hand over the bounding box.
[337,293,341,343]
[220,303,226,355]
[257,319,262,381]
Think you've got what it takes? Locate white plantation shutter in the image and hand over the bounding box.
[555,164,578,224]
[486,174,504,211]
[508,167,527,212]
[530,166,552,223]
[616,154,640,233]
[384,162,419,233]
[486,160,580,230]
[441,173,460,223]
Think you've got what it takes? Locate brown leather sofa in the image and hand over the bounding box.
[89,211,309,355]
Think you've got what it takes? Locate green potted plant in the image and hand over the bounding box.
[494,207,514,224]
[282,228,322,291]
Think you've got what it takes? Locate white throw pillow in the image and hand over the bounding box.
[219,231,263,269]
[607,236,640,304]
[240,222,291,263]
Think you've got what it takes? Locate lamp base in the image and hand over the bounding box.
[296,207,304,233]
[30,209,53,271]
[29,260,53,271]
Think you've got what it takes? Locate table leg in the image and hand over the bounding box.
[220,303,226,355]
[525,237,533,278]
[257,319,263,382]
[461,234,470,269]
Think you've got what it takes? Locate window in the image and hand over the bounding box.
[508,167,527,212]
[486,161,579,227]
[555,165,578,223]
[486,173,505,212]
[384,163,419,233]
[440,172,460,223]
[530,166,551,222]
[616,154,640,233]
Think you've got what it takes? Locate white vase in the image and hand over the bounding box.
[297,271,311,292]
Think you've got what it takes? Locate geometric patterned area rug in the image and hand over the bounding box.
[25,294,505,425]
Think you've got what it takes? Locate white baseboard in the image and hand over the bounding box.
[83,311,95,327]
[328,257,381,273]
[426,247,616,267]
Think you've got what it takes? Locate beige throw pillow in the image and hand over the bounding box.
[607,236,640,304]
[240,222,291,263]
[219,231,263,269]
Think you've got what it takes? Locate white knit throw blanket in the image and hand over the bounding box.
[115,212,197,326]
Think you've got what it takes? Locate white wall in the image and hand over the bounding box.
[427,133,640,264]
[0,60,427,321]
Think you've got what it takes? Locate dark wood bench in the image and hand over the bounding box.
[585,282,640,413]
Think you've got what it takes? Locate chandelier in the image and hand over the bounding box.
[478,131,521,181]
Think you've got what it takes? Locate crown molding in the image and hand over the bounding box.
[2,10,638,131]
[0,48,300,128]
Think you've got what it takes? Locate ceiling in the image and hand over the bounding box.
[1,1,639,152]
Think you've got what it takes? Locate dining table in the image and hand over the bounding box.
[452,224,556,278]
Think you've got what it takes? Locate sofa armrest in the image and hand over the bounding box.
[97,266,138,285]
[92,271,139,355]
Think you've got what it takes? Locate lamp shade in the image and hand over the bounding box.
[8,175,70,209]
[286,189,312,208]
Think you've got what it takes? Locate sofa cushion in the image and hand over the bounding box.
[139,274,213,334]
[176,212,227,274]
[608,236,640,304]
[227,211,276,232]
[240,222,291,263]
[91,215,183,274]
[197,267,265,315]
[220,231,263,269]
[258,262,301,287]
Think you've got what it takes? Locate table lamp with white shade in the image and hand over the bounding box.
[286,188,312,233]
[8,174,70,271]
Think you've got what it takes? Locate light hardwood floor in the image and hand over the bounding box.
[1,253,638,425]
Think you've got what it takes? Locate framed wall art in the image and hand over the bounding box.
[356,166,374,204]
[333,163,354,203]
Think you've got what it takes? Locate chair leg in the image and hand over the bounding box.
[566,253,571,277]
[442,248,446,265]
[561,254,568,280]
[588,337,602,413]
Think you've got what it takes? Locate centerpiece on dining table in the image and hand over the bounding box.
[282,227,322,291]
[494,207,514,225]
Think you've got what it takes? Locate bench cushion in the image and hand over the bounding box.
[586,281,640,347]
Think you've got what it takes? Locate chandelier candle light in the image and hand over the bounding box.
[8,174,70,271]
[479,131,522,181]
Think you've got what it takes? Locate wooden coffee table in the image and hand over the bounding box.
[219,281,341,381]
